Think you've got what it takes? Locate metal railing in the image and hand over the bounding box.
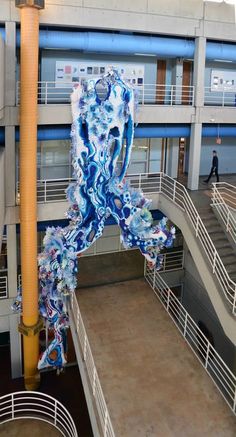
[0,272,8,299]
[212,182,236,211]
[0,391,78,437]
[212,183,236,244]
[204,87,236,107]
[16,179,75,203]
[144,262,236,414]
[159,173,236,314]
[16,81,195,106]
[70,293,115,437]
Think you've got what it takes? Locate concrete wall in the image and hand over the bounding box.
[0,35,4,119]
[2,1,236,42]
[183,245,235,370]
[200,137,236,175]
[0,147,5,252]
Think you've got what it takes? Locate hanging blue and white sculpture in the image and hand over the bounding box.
[37,71,175,370]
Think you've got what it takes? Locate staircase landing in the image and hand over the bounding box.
[76,279,236,437]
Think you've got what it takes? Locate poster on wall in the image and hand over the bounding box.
[55,61,145,88]
[211,69,236,92]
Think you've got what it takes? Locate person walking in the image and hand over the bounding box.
[204,150,219,183]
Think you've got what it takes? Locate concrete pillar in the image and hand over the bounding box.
[187,37,206,190]
[193,37,206,108]
[9,314,22,378]
[187,123,202,190]
[172,58,183,105]
[167,138,179,178]
[7,224,18,299]
[4,22,16,107]
[5,126,16,207]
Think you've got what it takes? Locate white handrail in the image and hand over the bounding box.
[159,173,236,315]
[16,81,195,106]
[212,183,236,244]
[211,182,236,211]
[0,391,78,437]
[0,274,8,299]
[70,293,115,437]
[16,172,236,312]
[144,262,236,415]
[204,86,236,107]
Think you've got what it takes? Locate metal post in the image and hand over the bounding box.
[92,368,96,396]
[183,313,188,337]
[45,82,48,105]
[170,85,173,106]
[104,410,108,437]
[213,249,217,274]
[11,393,14,419]
[226,210,230,232]
[205,342,210,369]
[54,400,57,426]
[44,180,46,203]
[173,180,176,203]
[196,216,199,237]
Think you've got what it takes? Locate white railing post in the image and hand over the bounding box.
[183,313,188,338]
[167,289,170,312]
[233,389,236,414]
[76,309,80,333]
[138,174,141,190]
[226,210,230,232]
[222,88,225,107]
[205,342,210,369]
[44,180,47,203]
[163,254,166,272]
[170,85,173,106]
[192,86,195,106]
[173,180,176,203]
[233,286,236,315]
[213,249,217,274]
[54,399,57,427]
[92,368,96,396]
[84,336,87,361]
[11,393,14,419]
[45,82,48,105]
[144,259,147,277]
[153,267,156,289]
[196,216,199,237]
[142,85,145,105]
[104,409,108,437]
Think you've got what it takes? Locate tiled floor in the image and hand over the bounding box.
[77,278,236,437]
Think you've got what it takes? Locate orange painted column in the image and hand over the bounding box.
[16,1,44,390]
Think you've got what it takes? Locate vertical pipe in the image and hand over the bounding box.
[17,1,44,390]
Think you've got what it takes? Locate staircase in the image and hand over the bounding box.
[199,206,236,281]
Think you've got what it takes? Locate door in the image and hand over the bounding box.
[182,61,192,105]
[156,60,166,104]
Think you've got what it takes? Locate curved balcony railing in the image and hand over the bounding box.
[0,391,78,437]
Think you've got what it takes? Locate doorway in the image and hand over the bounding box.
[177,137,186,179]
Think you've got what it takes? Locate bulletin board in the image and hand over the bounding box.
[211,69,236,92]
[55,61,144,87]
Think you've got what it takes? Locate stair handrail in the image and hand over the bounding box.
[212,182,236,245]
[211,182,236,211]
[144,261,236,414]
[158,173,236,315]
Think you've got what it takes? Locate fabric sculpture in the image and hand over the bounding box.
[35,71,175,369]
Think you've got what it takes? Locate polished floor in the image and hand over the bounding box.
[76,278,236,437]
[0,419,62,436]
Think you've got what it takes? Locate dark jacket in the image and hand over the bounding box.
[212,155,218,170]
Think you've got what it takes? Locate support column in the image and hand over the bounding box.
[187,37,206,190]
[172,58,183,105]
[16,0,45,391]
[9,314,22,378]
[6,224,18,299]
[187,123,202,190]
[167,138,179,178]
[193,37,206,108]
[5,126,16,207]
[5,22,16,107]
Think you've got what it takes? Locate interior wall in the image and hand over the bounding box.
[200,137,236,175]
[182,244,235,370]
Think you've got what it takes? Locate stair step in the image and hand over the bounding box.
[214,239,231,248]
[219,254,236,264]
[217,247,234,257]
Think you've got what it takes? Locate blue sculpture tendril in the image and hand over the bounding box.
[36,70,175,370]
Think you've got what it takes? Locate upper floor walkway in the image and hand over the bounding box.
[70,277,236,436]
